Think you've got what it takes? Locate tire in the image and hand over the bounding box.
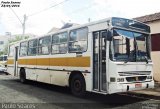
[5,72,9,75]
[70,74,86,97]
[20,69,26,83]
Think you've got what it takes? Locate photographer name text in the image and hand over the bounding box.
[1,1,21,7]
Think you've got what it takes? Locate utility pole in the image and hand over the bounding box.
[88,18,91,23]
[9,8,27,39]
[22,14,27,39]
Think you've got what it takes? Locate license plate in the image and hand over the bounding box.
[135,83,142,88]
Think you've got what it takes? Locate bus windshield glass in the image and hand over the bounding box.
[111,29,150,62]
[0,57,2,61]
[0,56,7,61]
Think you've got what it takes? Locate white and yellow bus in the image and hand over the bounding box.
[0,55,7,66]
[7,17,154,96]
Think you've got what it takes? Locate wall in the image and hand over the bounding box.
[147,20,160,81]
[151,51,160,81]
[147,20,160,34]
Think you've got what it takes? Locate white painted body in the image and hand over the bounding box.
[7,17,154,95]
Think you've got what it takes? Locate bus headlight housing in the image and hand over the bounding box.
[117,78,124,82]
[147,76,152,79]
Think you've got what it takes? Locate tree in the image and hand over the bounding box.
[1,35,29,56]
[8,35,29,43]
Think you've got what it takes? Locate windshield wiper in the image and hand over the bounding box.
[139,54,148,64]
[124,56,130,63]
[144,56,148,64]
[124,59,128,63]
[124,51,135,63]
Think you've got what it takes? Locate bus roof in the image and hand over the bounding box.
[9,17,150,45]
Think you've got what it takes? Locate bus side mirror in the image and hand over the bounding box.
[102,32,107,38]
[102,31,112,41]
[107,31,112,41]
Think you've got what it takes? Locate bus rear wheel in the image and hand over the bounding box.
[70,74,86,97]
[20,69,26,83]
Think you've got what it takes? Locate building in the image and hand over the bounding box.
[134,12,160,82]
[0,35,9,53]
[48,23,79,33]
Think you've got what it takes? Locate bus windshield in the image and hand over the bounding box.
[0,56,7,61]
[111,29,150,62]
[0,57,2,61]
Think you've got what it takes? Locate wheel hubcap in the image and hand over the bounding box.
[74,80,81,92]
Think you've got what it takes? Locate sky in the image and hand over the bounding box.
[0,0,160,36]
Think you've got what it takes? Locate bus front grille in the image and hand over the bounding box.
[126,76,147,82]
[118,71,151,76]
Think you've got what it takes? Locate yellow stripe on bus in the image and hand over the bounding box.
[7,59,14,64]
[8,57,90,67]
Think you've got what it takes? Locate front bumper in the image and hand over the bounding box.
[108,81,154,94]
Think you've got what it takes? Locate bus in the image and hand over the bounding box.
[7,17,154,96]
[0,55,7,66]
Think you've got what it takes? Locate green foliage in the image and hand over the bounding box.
[1,35,30,56]
[9,35,21,43]
[0,51,4,56]
[8,35,29,43]
[2,42,9,55]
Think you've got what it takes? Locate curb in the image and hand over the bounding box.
[128,91,160,100]
[129,85,160,100]
[155,82,160,88]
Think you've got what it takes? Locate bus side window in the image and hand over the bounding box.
[20,41,28,56]
[9,45,14,57]
[52,32,67,54]
[28,39,38,56]
[69,27,88,53]
[38,36,51,55]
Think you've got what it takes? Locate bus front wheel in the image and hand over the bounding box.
[20,69,26,83]
[70,74,86,97]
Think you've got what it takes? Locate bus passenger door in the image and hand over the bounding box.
[14,46,19,76]
[93,31,107,92]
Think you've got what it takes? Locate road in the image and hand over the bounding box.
[0,74,159,109]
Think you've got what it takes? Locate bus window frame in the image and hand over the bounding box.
[51,32,68,55]
[8,44,14,57]
[27,39,38,56]
[19,41,28,57]
[38,35,51,55]
[68,27,88,53]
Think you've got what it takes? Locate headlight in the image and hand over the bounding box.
[117,78,124,82]
[147,76,152,79]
